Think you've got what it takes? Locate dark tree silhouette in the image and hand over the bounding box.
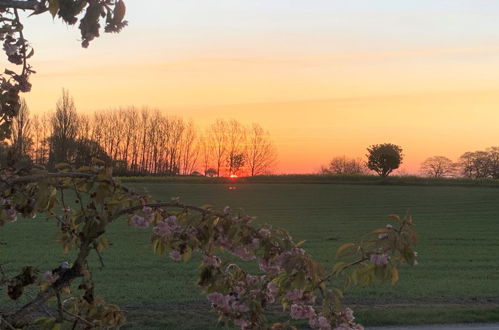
[366,143,403,177]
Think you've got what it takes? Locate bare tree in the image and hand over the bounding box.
[207,119,228,177]
[31,112,51,165]
[199,134,212,176]
[225,119,247,176]
[179,120,199,175]
[459,151,491,179]
[246,123,277,176]
[420,156,456,178]
[321,156,366,175]
[49,89,80,166]
[11,98,32,157]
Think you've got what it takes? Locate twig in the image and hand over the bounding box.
[56,291,63,322]
[7,172,94,185]
[0,0,39,10]
[63,308,94,327]
[93,241,105,269]
[0,316,16,330]
[112,201,251,222]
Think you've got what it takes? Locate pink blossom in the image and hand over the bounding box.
[370,253,390,266]
[235,303,250,313]
[207,293,236,314]
[234,319,251,329]
[42,271,59,283]
[5,208,17,222]
[203,255,221,267]
[266,282,279,295]
[131,215,149,228]
[233,282,246,295]
[245,274,261,286]
[285,289,304,303]
[216,234,231,249]
[169,250,182,261]
[258,258,281,274]
[290,304,315,320]
[247,238,260,250]
[286,289,316,304]
[310,316,332,330]
[258,228,271,237]
[187,226,198,237]
[153,216,181,236]
[143,206,153,214]
[344,307,355,322]
[378,233,389,239]
[232,247,255,261]
[207,292,226,307]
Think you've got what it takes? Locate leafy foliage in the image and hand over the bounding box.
[366,143,403,177]
[0,162,418,329]
[0,2,418,329]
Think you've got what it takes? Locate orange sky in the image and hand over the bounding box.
[15,1,499,174]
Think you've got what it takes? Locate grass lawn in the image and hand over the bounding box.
[2,181,499,328]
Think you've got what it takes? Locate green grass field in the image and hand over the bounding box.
[2,181,499,328]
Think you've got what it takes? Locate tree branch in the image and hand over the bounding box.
[5,238,99,327]
[5,172,94,185]
[112,201,248,222]
[0,0,39,10]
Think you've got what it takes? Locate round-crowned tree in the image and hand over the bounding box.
[366,143,403,177]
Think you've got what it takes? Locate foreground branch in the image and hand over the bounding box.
[5,239,99,327]
[112,201,247,222]
[0,0,39,10]
[6,172,95,185]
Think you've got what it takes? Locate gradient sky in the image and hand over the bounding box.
[15,0,499,173]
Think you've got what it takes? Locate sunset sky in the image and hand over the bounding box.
[17,0,499,173]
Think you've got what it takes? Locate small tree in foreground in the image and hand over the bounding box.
[366,143,403,177]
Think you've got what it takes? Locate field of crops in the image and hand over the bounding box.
[2,181,499,329]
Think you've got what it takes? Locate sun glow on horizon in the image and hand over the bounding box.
[18,1,499,175]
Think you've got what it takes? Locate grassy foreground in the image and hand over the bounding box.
[2,181,499,328]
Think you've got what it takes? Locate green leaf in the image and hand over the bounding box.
[390,266,399,285]
[49,0,59,18]
[336,242,355,258]
[48,0,59,18]
[182,247,192,262]
[332,261,347,275]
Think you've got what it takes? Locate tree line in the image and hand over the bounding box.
[322,143,499,179]
[5,90,277,177]
[422,148,499,179]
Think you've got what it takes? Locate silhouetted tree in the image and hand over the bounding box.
[322,156,366,175]
[48,89,79,166]
[459,147,499,179]
[207,119,228,177]
[247,123,277,176]
[366,143,403,177]
[11,98,32,164]
[420,156,456,178]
